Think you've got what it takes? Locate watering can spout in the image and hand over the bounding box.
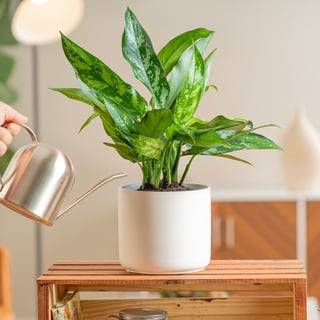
[56,172,127,220]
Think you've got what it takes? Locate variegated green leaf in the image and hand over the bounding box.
[166,40,213,109]
[122,8,169,109]
[232,133,282,150]
[191,115,251,133]
[137,109,172,138]
[127,134,165,159]
[173,45,205,125]
[203,133,282,155]
[93,107,117,140]
[177,129,227,148]
[104,142,138,163]
[158,28,214,74]
[52,88,95,107]
[60,33,147,120]
[103,100,138,135]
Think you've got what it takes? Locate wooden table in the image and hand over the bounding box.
[37,259,307,319]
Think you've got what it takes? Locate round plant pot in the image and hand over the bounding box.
[118,183,211,274]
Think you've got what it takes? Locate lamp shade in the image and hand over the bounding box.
[11,0,84,45]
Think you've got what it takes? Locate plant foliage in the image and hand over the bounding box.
[53,7,281,190]
[0,0,18,174]
[0,0,18,105]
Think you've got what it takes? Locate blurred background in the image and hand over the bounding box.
[1,0,320,318]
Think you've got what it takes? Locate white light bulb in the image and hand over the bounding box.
[12,0,84,45]
[31,0,48,5]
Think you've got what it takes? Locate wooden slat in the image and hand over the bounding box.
[38,260,306,284]
[47,259,305,271]
[80,297,294,320]
[58,283,295,294]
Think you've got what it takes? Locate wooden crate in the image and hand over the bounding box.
[37,260,307,320]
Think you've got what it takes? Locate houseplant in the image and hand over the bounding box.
[53,7,281,273]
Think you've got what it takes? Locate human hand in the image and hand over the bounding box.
[0,101,28,157]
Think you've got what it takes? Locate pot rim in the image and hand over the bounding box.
[120,183,209,192]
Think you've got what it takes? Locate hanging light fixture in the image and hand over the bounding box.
[11,0,84,45]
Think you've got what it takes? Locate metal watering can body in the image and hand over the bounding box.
[0,125,126,226]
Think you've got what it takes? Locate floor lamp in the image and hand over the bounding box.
[11,0,84,276]
[31,45,42,276]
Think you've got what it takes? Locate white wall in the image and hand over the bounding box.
[2,0,320,318]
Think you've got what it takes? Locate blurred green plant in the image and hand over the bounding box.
[0,0,18,104]
[0,0,18,173]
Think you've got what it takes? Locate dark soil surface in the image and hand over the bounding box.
[140,181,192,192]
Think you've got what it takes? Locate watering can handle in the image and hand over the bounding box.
[1,123,37,143]
[56,172,127,220]
[21,124,38,143]
[0,124,38,189]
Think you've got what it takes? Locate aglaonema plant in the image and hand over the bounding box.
[53,7,281,190]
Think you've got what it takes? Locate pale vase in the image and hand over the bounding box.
[282,108,320,192]
[118,184,211,274]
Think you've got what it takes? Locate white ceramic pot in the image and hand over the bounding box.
[118,184,211,274]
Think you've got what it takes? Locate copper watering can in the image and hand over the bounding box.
[0,124,126,226]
